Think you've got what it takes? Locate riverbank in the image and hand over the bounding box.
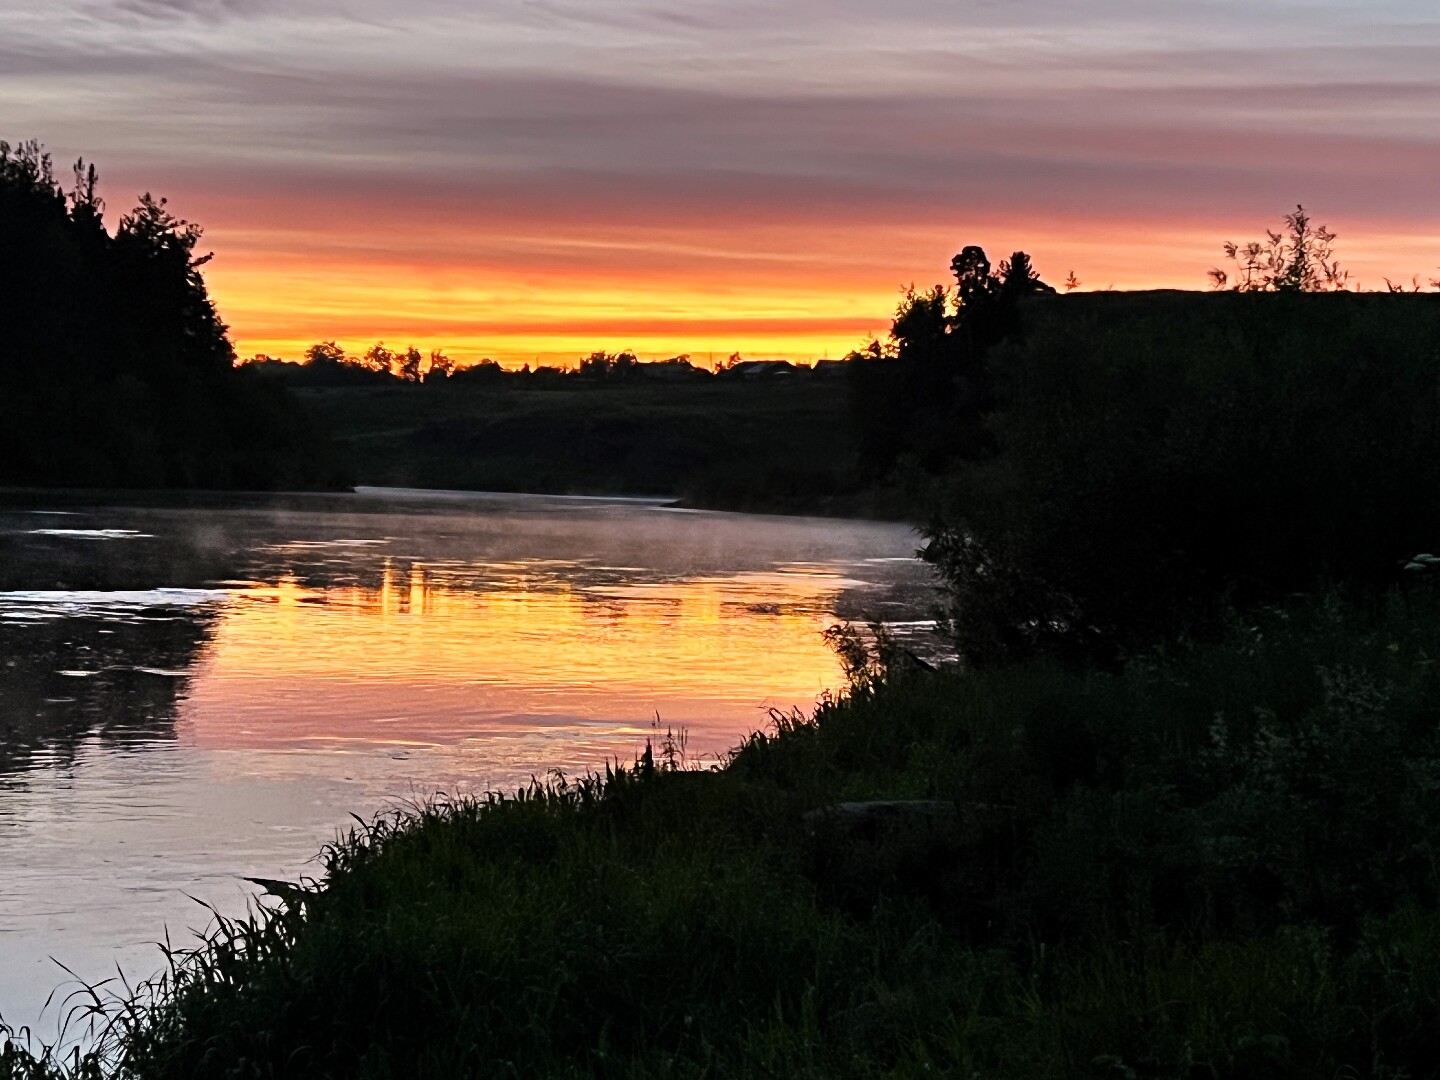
[11,588,1440,1078]
[299,378,933,520]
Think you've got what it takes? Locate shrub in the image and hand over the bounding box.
[925,291,1440,662]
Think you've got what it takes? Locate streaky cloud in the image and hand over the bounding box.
[2,0,1437,360]
[90,0,270,24]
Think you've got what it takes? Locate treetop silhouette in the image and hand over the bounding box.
[0,139,339,489]
[1209,204,1348,292]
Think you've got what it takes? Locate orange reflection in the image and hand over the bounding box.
[179,561,849,762]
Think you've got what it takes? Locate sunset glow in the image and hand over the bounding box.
[5,1,1439,365]
[181,560,851,760]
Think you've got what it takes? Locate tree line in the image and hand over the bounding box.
[870,208,1440,668]
[842,245,1056,477]
[242,344,849,387]
[0,140,342,489]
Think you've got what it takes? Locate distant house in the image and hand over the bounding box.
[449,359,506,383]
[723,360,797,380]
[812,359,849,378]
[638,357,706,382]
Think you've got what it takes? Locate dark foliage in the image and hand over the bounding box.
[0,141,342,490]
[298,378,935,517]
[1209,205,1347,293]
[924,291,1440,664]
[846,246,1053,477]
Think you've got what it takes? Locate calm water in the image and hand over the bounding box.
[0,488,935,1039]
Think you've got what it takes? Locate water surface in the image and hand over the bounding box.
[0,489,935,1039]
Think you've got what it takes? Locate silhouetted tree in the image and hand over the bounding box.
[579,351,611,378]
[998,252,1055,298]
[425,349,454,381]
[306,341,347,366]
[1209,205,1347,292]
[849,244,1051,476]
[950,246,994,307]
[287,340,394,385]
[0,139,342,489]
[363,342,396,376]
[890,285,950,362]
[398,345,424,383]
[113,192,234,381]
[578,350,639,380]
[68,158,104,229]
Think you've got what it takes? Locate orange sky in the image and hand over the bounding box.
[6,1,1440,367]
[198,196,1440,367]
[198,215,1440,368]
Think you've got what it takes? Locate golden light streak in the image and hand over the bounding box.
[180,563,850,759]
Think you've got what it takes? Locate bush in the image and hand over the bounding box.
[925,291,1440,662]
[0,139,340,491]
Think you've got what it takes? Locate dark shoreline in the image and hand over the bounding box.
[0,481,922,525]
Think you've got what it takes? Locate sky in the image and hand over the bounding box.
[3,0,1439,366]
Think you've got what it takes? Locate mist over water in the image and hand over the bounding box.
[0,489,935,1040]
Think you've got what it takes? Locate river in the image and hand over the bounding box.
[0,488,936,1042]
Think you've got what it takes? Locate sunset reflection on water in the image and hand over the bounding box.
[0,492,934,1036]
[183,559,857,765]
